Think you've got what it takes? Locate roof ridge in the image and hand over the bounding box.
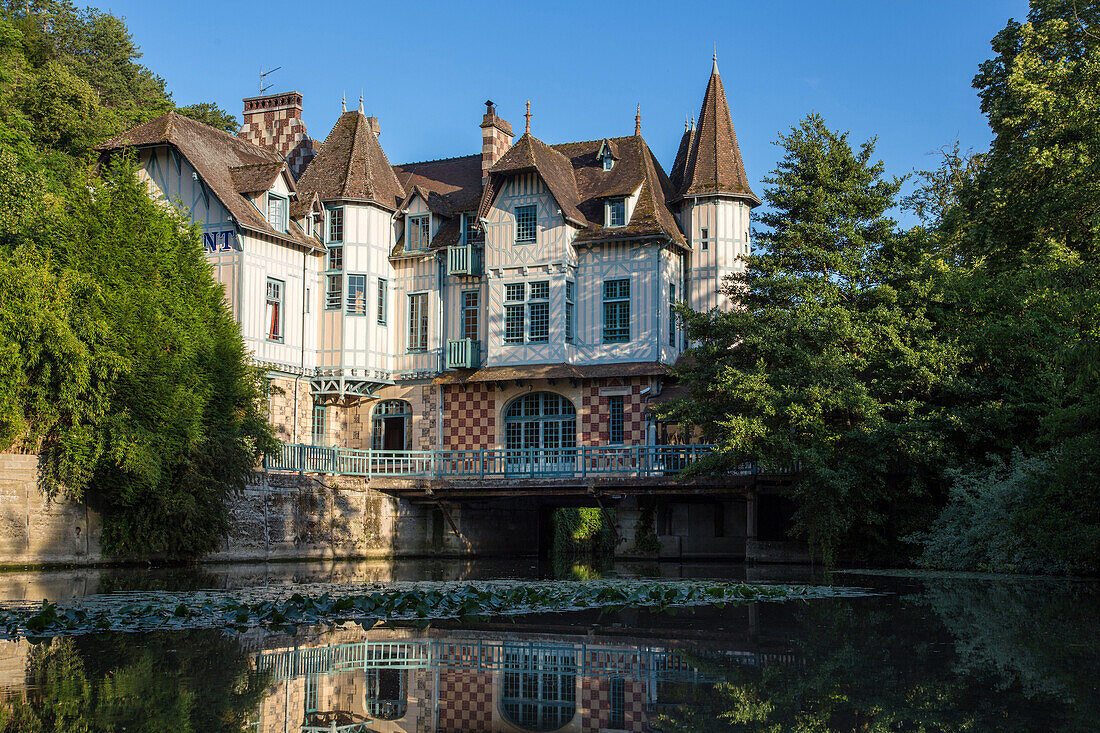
[396,152,481,167]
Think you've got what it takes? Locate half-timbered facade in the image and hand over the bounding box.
[98,58,758,467]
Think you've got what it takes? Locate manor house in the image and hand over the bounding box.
[99,57,757,467]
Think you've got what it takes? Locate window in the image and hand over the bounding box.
[327,244,342,271]
[528,281,549,343]
[602,155,614,171]
[346,274,367,315]
[266,193,286,232]
[462,291,479,341]
[501,645,576,731]
[669,282,677,346]
[606,198,626,227]
[515,204,537,243]
[504,283,524,344]
[326,274,342,310]
[463,213,478,245]
[610,678,625,729]
[408,292,428,352]
[265,278,283,341]
[700,226,709,251]
[311,401,325,445]
[504,393,578,472]
[377,279,388,324]
[603,278,630,342]
[609,395,624,444]
[565,280,575,343]
[372,399,411,451]
[327,207,343,243]
[408,214,430,250]
[305,287,310,314]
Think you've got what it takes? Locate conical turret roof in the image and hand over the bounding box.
[672,59,758,205]
[297,110,405,209]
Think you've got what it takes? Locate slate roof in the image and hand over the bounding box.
[557,136,686,248]
[482,132,589,226]
[97,112,321,251]
[672,60,759,205]
[296,110,406,209]
[229,161,285,193]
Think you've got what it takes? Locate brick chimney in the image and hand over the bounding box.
[240,91,316,179]
[480,100,513,181]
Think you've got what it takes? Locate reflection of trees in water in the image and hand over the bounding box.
[651,586,1093,732]
[0,631,268,732]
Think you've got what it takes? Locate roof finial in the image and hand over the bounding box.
[690,113,695,132]
[341,92,346,113]
[358,90,364,113]
[524,100,531,134]
[684,115,690,132]
[712,43,719,74]
[634,104,641,136]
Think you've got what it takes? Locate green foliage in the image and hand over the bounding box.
[0,633,268,732]
[551,507,616,557]
[632,501,660,554]
[176,102,238,132]
[667,115,954,564]
[0,3,274,557]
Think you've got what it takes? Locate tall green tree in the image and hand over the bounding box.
[667,115,956,563]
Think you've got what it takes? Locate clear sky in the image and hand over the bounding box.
[102,0,1029,223]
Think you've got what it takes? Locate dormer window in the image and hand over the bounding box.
[602,155,614,171]
[266,193,287,232]
[408,214,431,250]
[606,198,626,228]
[597,140,616,171]
[463,212,478,245]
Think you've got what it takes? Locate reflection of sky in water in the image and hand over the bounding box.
[0,563,1098,731]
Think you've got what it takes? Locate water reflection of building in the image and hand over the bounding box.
[251,626,792,733]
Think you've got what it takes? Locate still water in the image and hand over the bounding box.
[0,559,1097,732]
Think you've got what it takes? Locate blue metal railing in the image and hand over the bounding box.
[264,443,729,479]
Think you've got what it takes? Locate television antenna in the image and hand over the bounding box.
[260,66,282,95]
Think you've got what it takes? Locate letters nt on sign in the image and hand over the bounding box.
[202,230,238,253]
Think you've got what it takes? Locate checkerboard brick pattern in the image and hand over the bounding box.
[436,671,493,732]
[444,384,497,450]
[580,378,647,446]
[578,676,648,732]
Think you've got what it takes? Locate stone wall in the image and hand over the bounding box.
[0,455,539,567]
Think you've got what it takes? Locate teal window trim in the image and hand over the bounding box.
[407,213,431,250]
[462,212,478,245]
[608,394,624,444]
[346,273,367,315]
[377,278,388,325]
[605,197,626,228]
[514,204,537,244]
[265,277,284,342]
[407,291,428,352]
[325,273,342,310]
[266,192,287,232]
[462,290,479,341]
[603,278,630,343]
[326,206,344,244]
[565,280,575,343]
[700,226,709,251]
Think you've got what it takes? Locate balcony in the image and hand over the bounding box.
[446,338,481,369]
[265,444,726,479]
[447,243,482,276]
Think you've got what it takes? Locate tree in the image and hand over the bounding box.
[176,102,238,132]
[666,115,956,563]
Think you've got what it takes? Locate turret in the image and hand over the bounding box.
[672,56,758,312]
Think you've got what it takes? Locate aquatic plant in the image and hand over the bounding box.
[0,580,865,639]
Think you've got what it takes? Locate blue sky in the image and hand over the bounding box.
[104,0,1029,223]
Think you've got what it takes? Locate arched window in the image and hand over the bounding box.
[372,400,412,451]
[504,393,576,473]
[500,644,577,731]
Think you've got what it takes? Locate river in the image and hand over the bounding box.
[0,559,1097,731]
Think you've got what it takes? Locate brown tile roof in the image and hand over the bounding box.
[669,122,694,194]
[296,110,405,209]
[673,60,759,205]
[391,154,483,252]
[433,361,669,384]
[482,132,588,226]
[229,161,285,193]
[98,112,321,251]
[558,136,687,249]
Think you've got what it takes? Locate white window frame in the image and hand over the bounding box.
[266,192,287,232]
[605,198,626,228]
